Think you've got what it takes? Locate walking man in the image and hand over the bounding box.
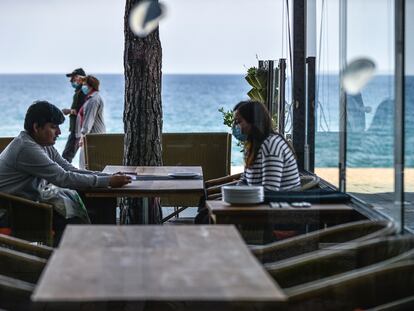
[62,68,86,162]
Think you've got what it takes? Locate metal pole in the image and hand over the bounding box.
[395,0,405,233]
[267,60,275,116]
[278,59,286,136]
[339,0,347,192]
[306,56,316,172]
[305,0,316,172]
[292,0,307,171]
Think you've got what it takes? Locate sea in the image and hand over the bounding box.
[0,74,413,168]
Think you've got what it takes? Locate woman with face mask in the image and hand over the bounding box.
[232,100,300,192]
[76,75,106,169]
[195,100,301,224]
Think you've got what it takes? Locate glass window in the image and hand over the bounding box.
[405,1,414,231]
[314,0,340,187]
[345,0,398,224]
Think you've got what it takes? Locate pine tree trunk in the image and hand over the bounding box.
[123,0,163,224]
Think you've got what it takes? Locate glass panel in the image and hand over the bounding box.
[346,0,398,224]
[405,1,414,231]
[314,0,340,187]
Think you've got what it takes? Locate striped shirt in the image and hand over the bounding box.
[241,134,301,191]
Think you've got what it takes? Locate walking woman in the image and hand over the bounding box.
[233,100,300,191]
[76,75,106,169]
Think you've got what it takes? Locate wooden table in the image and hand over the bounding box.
[206,201,365,244]
[86,166,205,223]
[32,225,286,310]
[206,200,364,226]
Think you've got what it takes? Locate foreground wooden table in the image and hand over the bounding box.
[86,166,205,223]
[32,225,286,310]
[206,200,364,226]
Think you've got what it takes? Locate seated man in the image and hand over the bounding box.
[0,101,131,238]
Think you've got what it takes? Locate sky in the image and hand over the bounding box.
[0,0,412,74]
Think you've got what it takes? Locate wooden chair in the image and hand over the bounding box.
[0,192,53,246]
[0,246,46,284]
[0,137,13,153]
[286,260,414,310]
[162,133,232,180]
[297,174,320,190]
[84,133,232,221]
[366,296,414,311]
[205,174,320,201]
[84,132,232,179]
[0,232,48,311]
[205,173,242,200]
[250,220,396,263]
[267,235,414,290]
[161,133,232,221]
[0,233,53,259]
[0,274,34,311]
[83,133,124,171]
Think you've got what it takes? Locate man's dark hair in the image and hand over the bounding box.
[24,100,65,133]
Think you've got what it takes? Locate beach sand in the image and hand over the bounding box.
[232,166,414,194]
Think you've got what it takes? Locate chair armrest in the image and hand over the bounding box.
[205,173,242,188]
[0,234,53,259]
[0,192,51,210]
[249,237,311,263]
[0,247,47,283]
[0,192,53,246]
[207,193,223,200]
[206,180,239,195]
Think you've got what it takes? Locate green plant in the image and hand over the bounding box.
[246,67,268,103]
[218,63,280,148]
[218,107,234,128]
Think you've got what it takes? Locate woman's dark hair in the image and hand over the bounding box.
[24,100,65,133]
[233,100,275,167]
[85,75,100,91]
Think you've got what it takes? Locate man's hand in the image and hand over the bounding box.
[109,175,132,188]
[62,108,71,115]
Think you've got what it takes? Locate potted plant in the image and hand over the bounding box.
[219,65,279,131]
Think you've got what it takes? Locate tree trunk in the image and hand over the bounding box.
[123,0,163,224]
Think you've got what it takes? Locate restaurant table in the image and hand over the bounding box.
[32,225,286,310]
[206,200,365,227]
[86,166,205,224]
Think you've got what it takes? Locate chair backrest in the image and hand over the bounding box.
[0,274,34,310]
[0,247,46,284]
[367,295,414,311]
[0,137,13,154]
[267,235,414,290]
[0,192,53,246]
[251,219,396,263]
[287,260,414,310]
[84,132,232,180]
[84,133,124,171]
[163,133,231,180]
[0,234,53,259]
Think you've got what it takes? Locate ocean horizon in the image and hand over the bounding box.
[0,73,413,168]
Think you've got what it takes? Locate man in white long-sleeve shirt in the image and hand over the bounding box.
[0,101,131,231]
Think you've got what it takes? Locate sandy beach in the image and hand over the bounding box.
[232,166,413,194]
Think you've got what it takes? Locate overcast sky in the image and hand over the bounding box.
[0,0,412,74]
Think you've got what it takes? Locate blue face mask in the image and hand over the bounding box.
[71,82,79,89]
[232,125,247,141]
[81,85,89,95]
